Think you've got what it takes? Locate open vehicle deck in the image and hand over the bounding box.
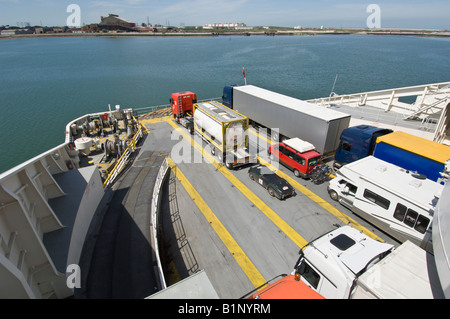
[80,111,398,299]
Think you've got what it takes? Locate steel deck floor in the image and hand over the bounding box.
[78,117,399,299]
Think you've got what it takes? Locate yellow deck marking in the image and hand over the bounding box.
[257,156,383,241]
[167,119,308,248]
[139,116,173,134]
[140,115,172,125]
[165,118,383,290]
[248,128,382,241]
[167,157,267,289]
[248,128,273,146]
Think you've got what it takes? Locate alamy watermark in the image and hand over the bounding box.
[66,264,81,289]
[64,4,381,29]
[66,4,81,27]
[366,4,381,29]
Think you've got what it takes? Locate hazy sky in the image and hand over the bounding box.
[1,0,449,29]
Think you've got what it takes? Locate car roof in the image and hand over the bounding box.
[278,143,321,159]
[254,165,274,175]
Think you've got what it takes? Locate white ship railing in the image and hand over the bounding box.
[150,157,170,290]
[308,81,450,115]
[308,81,450,144]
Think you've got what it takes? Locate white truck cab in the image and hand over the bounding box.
[293,226,394,299]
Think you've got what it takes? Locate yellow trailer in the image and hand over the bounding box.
[193,101,255,169]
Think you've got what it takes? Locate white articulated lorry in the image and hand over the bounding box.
[222,85,351,157]
[292,225,445,299]
[327,156,444,251]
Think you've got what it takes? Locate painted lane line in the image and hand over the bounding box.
[167,119,308,249]
[167,157,267,289]
[248,128,382,240]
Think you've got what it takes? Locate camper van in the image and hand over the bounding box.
[328,156,443,250]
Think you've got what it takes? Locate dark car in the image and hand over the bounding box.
[248,165,295,200]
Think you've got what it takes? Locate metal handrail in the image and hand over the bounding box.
[103,122,144,188]
[103,97,222,187]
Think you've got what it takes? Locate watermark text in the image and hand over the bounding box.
[66,264,81,289]
[367,4,381,29]
[66,4,81,27]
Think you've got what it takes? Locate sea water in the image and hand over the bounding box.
[1,34,450,173]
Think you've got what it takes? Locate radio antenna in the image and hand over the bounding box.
[330,74,338,97]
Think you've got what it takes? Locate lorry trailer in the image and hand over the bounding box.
[373,130,450,183]
[222,85,351,157]
[193,101,252,168]
[170,92,255,168]
[328,156,444,250]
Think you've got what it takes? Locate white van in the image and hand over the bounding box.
[328,156,443,250]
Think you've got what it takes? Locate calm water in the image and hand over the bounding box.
[1,35,450,173]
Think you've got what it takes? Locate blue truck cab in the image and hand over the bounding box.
[334,125,393,169]
[222,85,236,109]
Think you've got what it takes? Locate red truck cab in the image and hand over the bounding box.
[268,138,322,178]
[247,275,324,299]
[170,91,197,121]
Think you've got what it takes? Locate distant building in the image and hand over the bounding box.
[0,28,34,35]
[99,14,136,31]
[132,26,154,32]
[82,24,100,33]
[0,29,17,35]
[204,22,247,30]
[79,14,138,33]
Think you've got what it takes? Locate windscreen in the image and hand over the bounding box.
[308,156,322,167]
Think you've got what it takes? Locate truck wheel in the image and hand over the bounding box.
[268,187,275,197]
[294,169,301,178]
[329,190,339,201]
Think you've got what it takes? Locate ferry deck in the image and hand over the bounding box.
[1,82,449,299]
[77,110,398,299]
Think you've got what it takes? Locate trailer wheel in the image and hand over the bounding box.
[329,190,339,201]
